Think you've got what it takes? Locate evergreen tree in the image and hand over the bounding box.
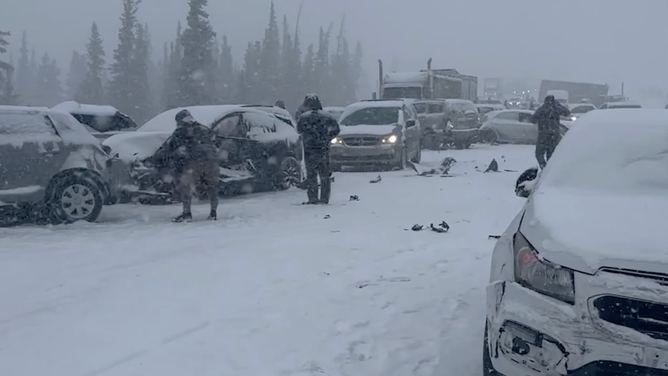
[107,0,140,114]
[144,23,161,117]
[15,31,33,103]
[313,26,331,98]
[129,23,151,123]
[34,52,63,106]
[351,41,363,102]
[330,18,351,106]
[178,0,216,106]
[239,41,262,103]
[259,2,280,103]
[66,50,87,100]
[163,22,182,109]
[0,31,20,105]
[301,44,315,95]
[216,35,234,102]
[77,22,106,104]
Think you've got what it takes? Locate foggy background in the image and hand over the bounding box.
[3,0,667,99]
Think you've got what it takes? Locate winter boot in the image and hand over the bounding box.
[207,210,217,221]
[172,212,193,223]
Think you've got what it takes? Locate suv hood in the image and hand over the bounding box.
[339,124,399,136]
[103,131,171,162]
[520,188,668,275]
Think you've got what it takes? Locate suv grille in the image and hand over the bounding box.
[574,361,668,375]
[593,296,668,341]
[342,137,380,147]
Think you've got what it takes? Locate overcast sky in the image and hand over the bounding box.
[2,0,667,97]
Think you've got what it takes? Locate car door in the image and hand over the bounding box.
[0,112,64,203]
[402,106,418,155]
[517,112,538,143]
[211,112,246,165]
[491,111,523,142]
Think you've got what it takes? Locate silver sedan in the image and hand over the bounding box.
[478,109,568,144]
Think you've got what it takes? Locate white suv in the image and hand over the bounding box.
[485,109,668,375]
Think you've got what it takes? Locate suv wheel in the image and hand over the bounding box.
[455,138,473,150]
[275,156,302,190]
[49,175,103,224]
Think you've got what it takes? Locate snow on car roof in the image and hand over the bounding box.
[606,102,641,108]
[138,105,243,132]
[568,103,596,109]
[323,106,345,111]
[52,101,119,116]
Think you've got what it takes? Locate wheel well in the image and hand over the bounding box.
[44,168,109,203]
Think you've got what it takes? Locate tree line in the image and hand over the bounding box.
[0,0,363,124]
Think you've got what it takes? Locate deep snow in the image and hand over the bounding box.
[0,145,533,376]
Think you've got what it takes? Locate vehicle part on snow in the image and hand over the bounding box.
[349,195,359,201]
[488,235,501,239]
[323,214,330,219]
[369,175,381,183]
[485,159,499,172]
[411,224,424,231]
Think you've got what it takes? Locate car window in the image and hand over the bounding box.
[402,107,411,123]
[413,102,427,114]
[243,111,279,135]
[477,106,495,115]
[213,113,245,137]
[495,112,519,121]
[428,103,444,113]
[518,112,533,123]
[0,112,61,144]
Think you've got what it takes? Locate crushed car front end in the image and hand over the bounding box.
[486,214,668,376]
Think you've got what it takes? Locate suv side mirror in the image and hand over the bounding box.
[406,119,416,128]
[515,167,539,198]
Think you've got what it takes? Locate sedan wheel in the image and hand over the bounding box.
[49,176,103,224]
[276,156,302,190]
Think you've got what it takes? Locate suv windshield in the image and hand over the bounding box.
[340,107,400,125]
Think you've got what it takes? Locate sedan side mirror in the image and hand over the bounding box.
[406,119,416,128]
[515,167,539,198]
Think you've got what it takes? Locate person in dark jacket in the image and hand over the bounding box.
[295,94,317,123]
[530,95,571,169]
[154,109,220,222]
[296,94,340,204]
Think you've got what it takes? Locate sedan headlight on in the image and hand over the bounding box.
[513,232,575,304]
[331,137,342,145]
[381,134,398,144]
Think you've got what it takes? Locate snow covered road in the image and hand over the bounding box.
[0,145,533,376]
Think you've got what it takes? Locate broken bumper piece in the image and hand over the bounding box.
[487,280,668,375]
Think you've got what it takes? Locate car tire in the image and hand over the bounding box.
[411,142,422,163]
[483,322,501,376]
[48,174,103,224]
[275,156,302,190]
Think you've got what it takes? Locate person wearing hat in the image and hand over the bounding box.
[153,109,220,222]
[530,95,571,169]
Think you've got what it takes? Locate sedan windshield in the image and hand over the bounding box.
[340,107,400,126]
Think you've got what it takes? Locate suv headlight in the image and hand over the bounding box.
[513,232,575,304]
[381,134,398,144]
[331,137,342,145]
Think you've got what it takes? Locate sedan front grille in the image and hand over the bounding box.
[593,296,668,341]
[342,137,380,147]
[574,361,668,376]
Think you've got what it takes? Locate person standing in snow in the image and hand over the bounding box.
[153,109,220,222]
[296,94,340,204]
[530,95,571,169]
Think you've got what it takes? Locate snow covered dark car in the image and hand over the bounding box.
[102,105,303,202]
[52,101,138,141]
[485,109,668,376]
[0,106,126,225]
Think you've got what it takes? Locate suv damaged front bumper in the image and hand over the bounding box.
[487,271,668,375]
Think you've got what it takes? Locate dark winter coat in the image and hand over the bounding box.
[158,122,218,164]
[295,104,310,123]
[297,110,341,150]
[531,102,571,134]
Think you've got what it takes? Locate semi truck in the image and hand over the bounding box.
[538,80,609,108]
[483,78,502,97]
[377,58,477,101]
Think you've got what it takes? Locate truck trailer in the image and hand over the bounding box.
[378,58,477,101]
[538,80,609,108]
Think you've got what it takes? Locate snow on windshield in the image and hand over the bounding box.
[243,112,299,143]
[47,111,102,147]
[340,107,400,126]
[539,109,668,195]
[0,112,62,147]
